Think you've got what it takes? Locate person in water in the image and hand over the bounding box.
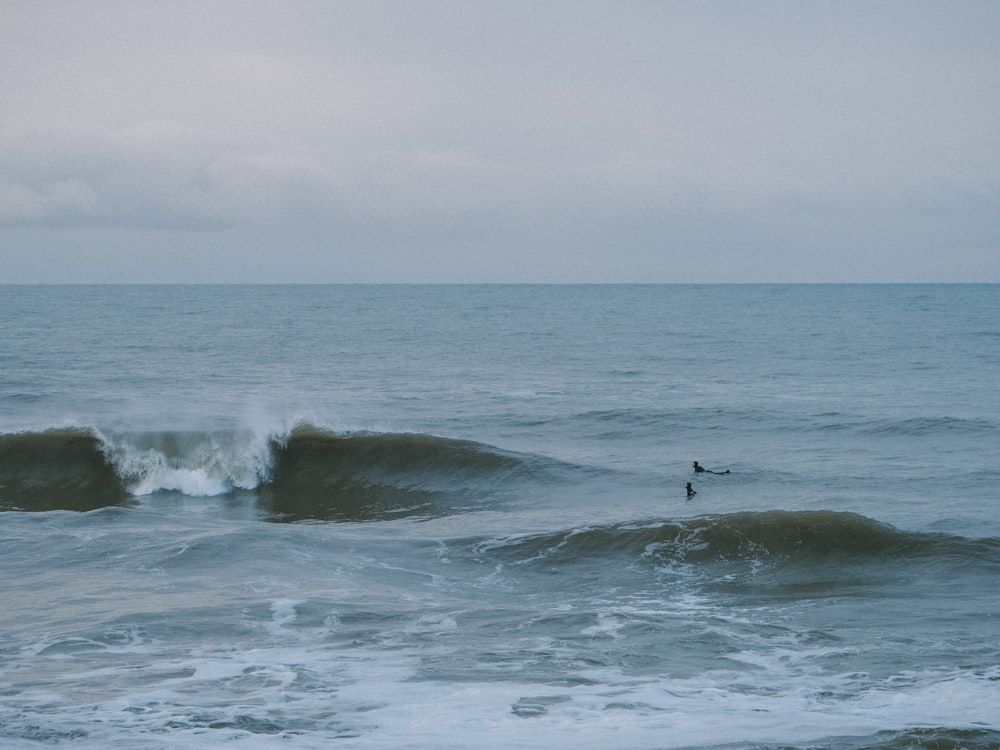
[693,461,730,475]
[686,482,696,497]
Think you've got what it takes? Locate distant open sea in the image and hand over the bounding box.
[1,284,998,749]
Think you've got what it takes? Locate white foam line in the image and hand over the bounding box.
[4,645,997,749]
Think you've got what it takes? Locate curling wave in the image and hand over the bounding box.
[0,424,552,518]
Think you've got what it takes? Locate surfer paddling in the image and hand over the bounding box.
[692,461,729,475]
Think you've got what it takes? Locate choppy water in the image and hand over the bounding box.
[1,284,998,749]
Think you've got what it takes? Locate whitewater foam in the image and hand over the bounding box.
[97,427,277,496]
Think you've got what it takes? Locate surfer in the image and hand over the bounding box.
[686,482,696,497]
[693,461,730,475]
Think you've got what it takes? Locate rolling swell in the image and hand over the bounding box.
[0,425,547,519]
[477,511,1000,569]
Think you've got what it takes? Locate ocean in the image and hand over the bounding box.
[1,284,997,749]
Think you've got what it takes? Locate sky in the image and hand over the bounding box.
[1,0,998,283]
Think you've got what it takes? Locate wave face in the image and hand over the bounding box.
[476,510,1000,571]
[261,425,543,521]
[0,429,128,511]
[0,425,545,520]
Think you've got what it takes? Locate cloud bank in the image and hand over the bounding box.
[2,1,998,282]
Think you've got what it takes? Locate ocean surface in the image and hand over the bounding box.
[1,284,998,750]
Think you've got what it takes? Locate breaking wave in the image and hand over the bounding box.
[0,424,550,518]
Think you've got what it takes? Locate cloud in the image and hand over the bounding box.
[0,178,98,225]
[0,123,345,231]
[1,1,998,282]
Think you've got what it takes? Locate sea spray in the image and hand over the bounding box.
[97,427,277,496]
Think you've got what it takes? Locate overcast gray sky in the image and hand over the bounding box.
[2,0,997,282]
